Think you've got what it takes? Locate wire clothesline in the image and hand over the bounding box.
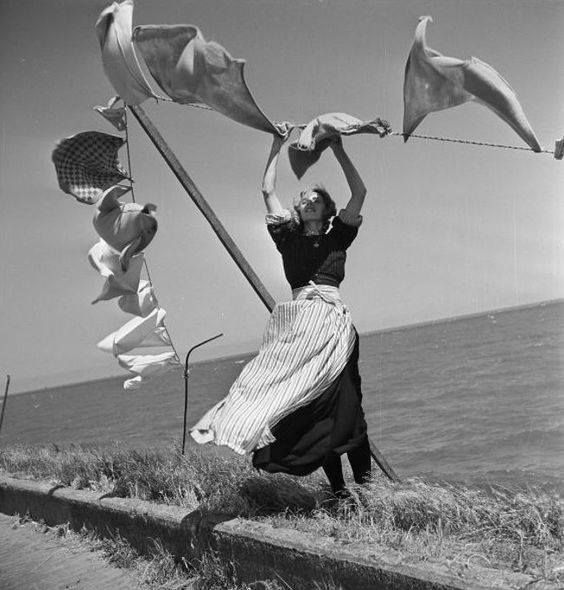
[389,130,556,155]
[122,108,182,364]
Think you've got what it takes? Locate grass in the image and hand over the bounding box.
[1,443,562,586]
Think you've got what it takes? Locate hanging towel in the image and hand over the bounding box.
[97,307,170,355]
[88,239,144,303]
[93,185,158,271]
[403,16,541,152]
[52,132,129,204]
[95,0,161,105]
[118,351,180,390]
[288,113,391,178]
[117,350,180,389]
[94,96,127,131]
[133,24,288,136]
[118,280,158,317]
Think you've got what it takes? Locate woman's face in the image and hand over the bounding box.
[297,190,327,222]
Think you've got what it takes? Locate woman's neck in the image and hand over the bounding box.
[303,220,324,235]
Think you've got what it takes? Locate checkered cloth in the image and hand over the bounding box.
[52,131,129,204]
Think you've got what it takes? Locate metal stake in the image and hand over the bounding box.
[182,334,223,455]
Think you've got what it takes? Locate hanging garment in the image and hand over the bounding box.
[190,285,356,454]
[118,280,158,317]
[93,185,158,271]
[403,16,541,152]
[118,351,180,390]
[88,239,144,303]
[95,0,161,105]
[288,113,391,178]
[52,132,129,204]
[97,307,170,355]
[94,96,127,131]
[133,24,288,136]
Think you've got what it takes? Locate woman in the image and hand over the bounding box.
[191,134,371,495]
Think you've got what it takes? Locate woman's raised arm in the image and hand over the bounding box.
[330,138,367,218]
[262,135,286,215]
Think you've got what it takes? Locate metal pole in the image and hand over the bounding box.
[182,333,223,455]
[128,105,276,312]
[0,375,11,437]
[129,105,399,481]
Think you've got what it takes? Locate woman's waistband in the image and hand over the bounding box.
[292,282,343,306]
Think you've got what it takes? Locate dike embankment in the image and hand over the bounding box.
[0,474,557,590]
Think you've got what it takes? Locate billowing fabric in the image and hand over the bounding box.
[88,239,144,303]
[95,0,160,105]
[403,16,541,152]
[118,351,180,390]
[289,113,391,178]
[190,285,356,454]
[117,351,180,383]
[133,24,288,136]
[52,132,128,204]
[93,185,158,271]
[118,280,158,316]
[94,96,127,131]
[97,307,170,355]
[252,333,367,476]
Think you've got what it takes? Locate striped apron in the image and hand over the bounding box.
[190,283,357,454]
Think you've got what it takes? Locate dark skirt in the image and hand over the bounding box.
[252,333,367,476]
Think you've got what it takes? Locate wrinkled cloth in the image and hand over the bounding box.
[190,285,356,454]
[289,113,391,178]
[95,0,161,105]
[88,239,144,303]
[52,132,129,204]
[118,280,158,317]
[133,24,288,136]
[93,185,158,271]
[97,307,170,355]
[403,16,541,152]
[94,96,127,131]
[117,351,180,390]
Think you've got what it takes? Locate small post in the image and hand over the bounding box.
[182,334,223,455]
[0,375,11,437]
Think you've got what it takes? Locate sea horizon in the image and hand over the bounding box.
[7,297,563,398]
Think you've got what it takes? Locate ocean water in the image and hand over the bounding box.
[2,301,563,492]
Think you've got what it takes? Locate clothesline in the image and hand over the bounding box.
[123,109,182,364]
[389,131,556,155]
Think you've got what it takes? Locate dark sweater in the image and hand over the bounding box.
[267,216,359,290]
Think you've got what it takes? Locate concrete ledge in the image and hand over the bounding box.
[0,474,555,590]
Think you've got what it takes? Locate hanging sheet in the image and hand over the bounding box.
[118,351,180,379]
[52,132,129,204]
[93,185,158,271]
[96,0,161,105]
[118,280,158,317]
[97,307,170,355]
[403,16,541,152]
[88,239,144,303]
[133,24,288,136]
[288,113,391,179]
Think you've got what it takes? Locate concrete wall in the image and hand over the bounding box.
[0,475,554,590]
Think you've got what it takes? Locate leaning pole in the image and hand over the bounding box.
[128,105,400,483]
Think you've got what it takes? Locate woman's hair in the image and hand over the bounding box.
[292,184,337,233]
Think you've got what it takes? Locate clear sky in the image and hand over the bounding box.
[1,0,563,393]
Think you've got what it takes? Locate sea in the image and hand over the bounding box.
[2,301,563,493]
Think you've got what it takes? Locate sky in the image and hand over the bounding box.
[1,0,563,393]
